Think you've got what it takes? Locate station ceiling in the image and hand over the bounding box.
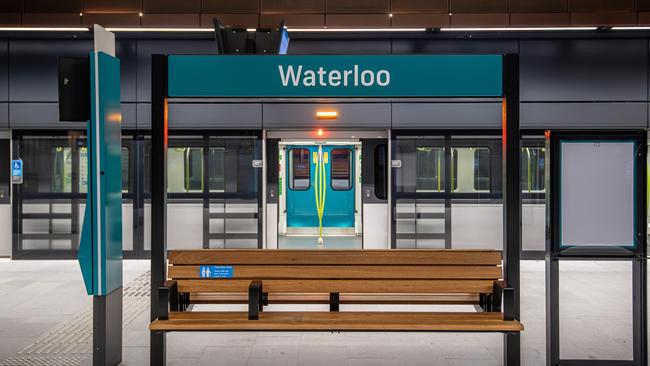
[1,0,650,29]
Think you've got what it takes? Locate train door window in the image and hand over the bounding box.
[521,147,545,192]
[374,144,388,199]
[167,147,204,193]
[209,147,225,192]
[289,148,310,190]
[78,146,130,193]
[415,147,445,192]
[331,148,352,190]
[451,147,490,193]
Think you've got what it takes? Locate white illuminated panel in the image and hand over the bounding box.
[560,141,636,247]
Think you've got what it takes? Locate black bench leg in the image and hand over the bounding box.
[249,280,263,320]
[150,331,166,366]
[330,293,340,312]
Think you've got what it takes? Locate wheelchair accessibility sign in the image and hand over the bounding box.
[199,265,234,278]
[11,159,23,184]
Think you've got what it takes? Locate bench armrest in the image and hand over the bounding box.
[157,280,178,321]
[491,280,514,319]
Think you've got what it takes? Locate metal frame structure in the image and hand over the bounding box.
[149,53,522,366]
[545,130,647,366]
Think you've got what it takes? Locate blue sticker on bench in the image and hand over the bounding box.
[199,265,234,278]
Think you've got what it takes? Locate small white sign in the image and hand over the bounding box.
[252,160,263,168]
[391,160,402,168]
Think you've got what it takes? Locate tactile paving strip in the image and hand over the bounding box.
[0,271,151,366]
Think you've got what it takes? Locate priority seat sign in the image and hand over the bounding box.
[11,159,23,184]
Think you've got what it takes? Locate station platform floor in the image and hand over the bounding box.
[0,259,637,366]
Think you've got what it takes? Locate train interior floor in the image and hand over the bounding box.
[0,259,640,366]
[278,236,363,249]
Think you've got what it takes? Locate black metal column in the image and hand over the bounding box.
[150,54,168,366]
[502,54,521,366]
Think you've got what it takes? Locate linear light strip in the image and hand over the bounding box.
[1,25,649,33]
[440,27,598,31]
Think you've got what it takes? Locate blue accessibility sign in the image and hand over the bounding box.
[199,265,234,278]
[11,159,23,184]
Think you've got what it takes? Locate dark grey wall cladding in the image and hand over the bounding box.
[167,103,262,129]
[520,39,648,102]
[0,40,7,102]
[136,103,150,129]
[136,40,215,103]
[289,40,392,54]
[521,102,648,129]
[262,102,391,129]
[9,40,93,102]
[117,40,137,103]
[391,39,518,54]
[392,102,502,129]
[9,102,136,129]
[0,103,7,128]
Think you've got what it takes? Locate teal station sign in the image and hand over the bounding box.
[168,55,503,98]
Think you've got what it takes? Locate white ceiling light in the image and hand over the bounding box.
[287,27,427,32]
[106,27,212,32]
[440,27,598,31]
[0,27,90,31]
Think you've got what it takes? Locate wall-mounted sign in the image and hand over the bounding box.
[168,55,503,98]
[391,160,402,168]
[199,265,234,278]
[11,159,23,184]
[252,160,263,168]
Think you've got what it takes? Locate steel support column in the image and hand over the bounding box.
[503,54,521,366]
[150,54,168,366]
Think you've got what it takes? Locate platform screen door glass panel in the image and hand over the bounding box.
[560,141,636,247]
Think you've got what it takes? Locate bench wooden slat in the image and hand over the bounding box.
[168,249,502,266]
[168,265,502,280]
[189,293,480,305]
[176,279,494,294]
[150,311,523,332]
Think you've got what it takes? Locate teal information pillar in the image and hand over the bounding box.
[78,50,123,297]
[77,25,123,366]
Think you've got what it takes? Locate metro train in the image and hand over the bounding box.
[15,128,547,258]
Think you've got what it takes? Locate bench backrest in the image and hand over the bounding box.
[167,249,502,294]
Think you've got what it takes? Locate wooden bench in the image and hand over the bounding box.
[150,249,523,333]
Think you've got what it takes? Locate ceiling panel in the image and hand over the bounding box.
[0,0,22,13]
[569,0,635,12]
[202,0,259,13]
[260,13,325,27]
[326,0,389,14]
[141,13,200,27]
[450,0,508,13]
[22,13,81,26]
[391,0,447,13]
[571,11,637,25]
[144,0,200,13]
[82,13,141,26]
[450,13,509,26]
[201,13,259,27]
[510,0,567,12]
[84,0,141,13]
[261,0,324,14]
[511,12,570,26]
[24,0,82,13]
[326,14,389,27]
[391,13,450,27]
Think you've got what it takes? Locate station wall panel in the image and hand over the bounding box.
[521,102,648,129]
[520,39,648,102]
[0,40,7,102]
[167,102,262,129]
[288,39,392,54]
[9,102,137,129]
[390,39,518,55]
[262,102,391,129]
[135,40,215,103]
[117,39,137,103]
[9,40,93,102]
[0,103,8,129]
[392,102,501,129]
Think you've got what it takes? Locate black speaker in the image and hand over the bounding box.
[58,56,90,122]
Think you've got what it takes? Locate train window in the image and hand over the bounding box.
[415,147,445,192]
[121,148,129,193]
[209,147,225,192]
[52,146,72,193]
[289,148,310,190]
[167,147,204,193]
[451,147,490,193]
[79,146,130,193]
[522,147,545,192]
[331,148,352,191]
